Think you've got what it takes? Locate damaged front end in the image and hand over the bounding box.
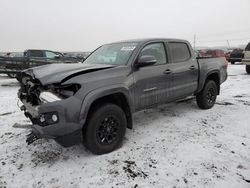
[17,71,83,146]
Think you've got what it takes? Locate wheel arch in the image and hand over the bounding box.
[205,71,220,95]
[79,86,133,129]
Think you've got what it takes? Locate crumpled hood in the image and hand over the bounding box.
[24,63,116,85]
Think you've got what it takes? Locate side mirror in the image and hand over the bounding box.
[54,54,60,59]
[136,55,157,67]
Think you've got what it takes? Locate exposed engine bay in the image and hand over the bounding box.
[17,72,82,144]
[18,73,80,124]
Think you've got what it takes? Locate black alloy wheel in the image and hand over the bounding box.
[96,116,120,145]
[83,103,127,155]
[207,87,216,105]
[196,80,218,109]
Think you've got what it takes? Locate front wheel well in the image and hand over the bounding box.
[206,73,220,95]
[86,93,132,129]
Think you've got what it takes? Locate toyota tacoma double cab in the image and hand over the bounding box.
[17,38,228,154]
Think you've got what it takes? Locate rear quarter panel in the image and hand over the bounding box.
[196,57,227,93]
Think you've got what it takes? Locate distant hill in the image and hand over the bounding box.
[195,44,247,51]
[0,51,91,58]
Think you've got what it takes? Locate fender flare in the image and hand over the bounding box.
[78,84,133,127]
[197,70,220,94]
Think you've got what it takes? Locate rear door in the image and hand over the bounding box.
[167,42,198,99]
[133,42,174,110]
[28,50,47,68]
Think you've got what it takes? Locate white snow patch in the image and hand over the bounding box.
[0,65,250,188]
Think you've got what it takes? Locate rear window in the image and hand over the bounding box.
[231,49,243,55]
[245,42,250,51]
[168,42,191,63]
[29,50,44,58]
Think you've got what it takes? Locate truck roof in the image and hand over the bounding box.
[24,49,61,52]
[109,38,190,44]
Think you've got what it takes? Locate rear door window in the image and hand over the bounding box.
[29,50,44,58]
[168,42,191,63]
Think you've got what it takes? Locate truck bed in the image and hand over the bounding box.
[196,57,227,93]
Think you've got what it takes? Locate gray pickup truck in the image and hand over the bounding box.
[0,49,84,78]
[17,38,228,154]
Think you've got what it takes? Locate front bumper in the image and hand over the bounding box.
[20,95,84,147]
[27,127,83,147]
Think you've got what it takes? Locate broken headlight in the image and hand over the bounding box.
[40,84,81,103]
[39,91,62,103]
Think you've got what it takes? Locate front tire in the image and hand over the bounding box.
[231,61,235,64]
[246,65,250,74]
[7,73,16,78]
[83,103,127,155]
[196,80,218,109]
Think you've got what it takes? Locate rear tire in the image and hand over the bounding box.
[246,65,250,74]
[231,61,235,64]
[196,80,218,109]
[83,103,127,155]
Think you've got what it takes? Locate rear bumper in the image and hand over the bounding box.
[242,59,250,65]
[228,58,242,62]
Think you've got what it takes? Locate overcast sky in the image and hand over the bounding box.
[0,0,250,51]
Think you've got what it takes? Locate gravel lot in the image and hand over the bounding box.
[0,64,250,188]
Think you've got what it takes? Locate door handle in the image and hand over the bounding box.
[189,65,196,70]
[163,69,172,74]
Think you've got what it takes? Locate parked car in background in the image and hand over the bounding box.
[242,42,250,73]
[0,49,84,78]
[197,49,225,59]
[18,38,228,154]
[225,50,232,62]
[228,48,244,64]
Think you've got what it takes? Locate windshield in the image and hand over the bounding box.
[84,42,138,65]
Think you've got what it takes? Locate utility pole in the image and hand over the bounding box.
[227,40,231,49]
[193,35,196,50]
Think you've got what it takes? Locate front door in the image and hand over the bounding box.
[133,42,173,110]
[44,51,63,63]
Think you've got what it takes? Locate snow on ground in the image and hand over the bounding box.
[0,64,250,188]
